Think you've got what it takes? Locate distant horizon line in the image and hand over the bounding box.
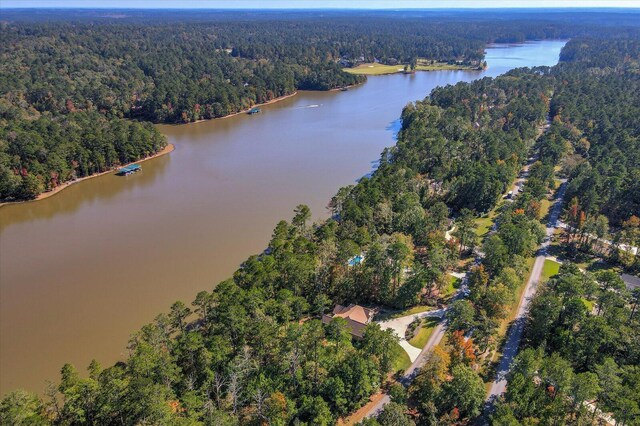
[3,6,639,9]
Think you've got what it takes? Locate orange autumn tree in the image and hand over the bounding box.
[449,330,477,368]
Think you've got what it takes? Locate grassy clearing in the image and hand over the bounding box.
[581,259,618,274]
[344,60,478,76]
[408,317,440,349]
[377,305,434,321]
[539,198,552,221]
[344,63,408,75]
[390,342,412,372]
[542,259,561,282]
[415,62,479,71]
[475,213,496,237]
[442,274,462,298]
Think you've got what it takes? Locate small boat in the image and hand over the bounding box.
[340,87,349,91]
[247,107,261,115]
[116,164,141,176]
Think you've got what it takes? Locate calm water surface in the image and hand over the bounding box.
[0,40,566,394]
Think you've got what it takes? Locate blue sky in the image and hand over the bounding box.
[3,0,640,8]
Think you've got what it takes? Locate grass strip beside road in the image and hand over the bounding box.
[408,317,441,349]
[476,212,497,237]
[542,259,561,282]
[442,274,462,299]
[376,305,434,321]
[539,198,552,221]
[390,342,412,372]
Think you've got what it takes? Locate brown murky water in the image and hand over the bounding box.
[0,41,566,394]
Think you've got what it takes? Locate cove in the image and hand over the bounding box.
[0,40,566,394]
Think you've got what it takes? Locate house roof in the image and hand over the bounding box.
[332,304,374,325]
[621,273,640,290]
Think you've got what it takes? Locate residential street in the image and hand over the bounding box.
[358,148,559,422]
[364,320,449,418]
[485,181,567,406]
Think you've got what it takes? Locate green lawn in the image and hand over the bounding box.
[539,198,552,221]
[344,63,408,75]
[542,259,561,282]
[408,317,440,349]
[415,62,479,71]
[378,305,433,321]
[442,274,462,298]
[345,60,478,76]
[390,342,412,372]
[475,214,496,237]
[582,260,618,274]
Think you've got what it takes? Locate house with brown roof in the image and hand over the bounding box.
[322,304,375,339]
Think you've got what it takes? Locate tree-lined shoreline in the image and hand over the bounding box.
[1,10,639,426]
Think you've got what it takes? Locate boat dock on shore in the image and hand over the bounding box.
[116,164,141,176]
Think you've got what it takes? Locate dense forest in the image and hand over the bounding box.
[546,38,640,267]
[0,109,167,199]
[2,10,639,201]
[2,10,640,426]
[4,9,617,126]
[491,264,640,425]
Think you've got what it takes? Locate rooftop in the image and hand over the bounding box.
[621,273,640,290]
[332,304,374,325]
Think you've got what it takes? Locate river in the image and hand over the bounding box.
[0,40,566,394]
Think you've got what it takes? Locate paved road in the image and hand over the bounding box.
[360,153,550,421]
[485,181,567,406]
[377,309,445,362]
[365,319,449,418]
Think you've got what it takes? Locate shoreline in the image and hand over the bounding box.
[0,143,175,208]
[328,81,365,92]
[0,86,344,208]
[344,63,483,76]
[182,91,300,125]
[1,89,317,207]
[174,83,363,125]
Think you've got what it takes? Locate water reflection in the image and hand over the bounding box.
[0,156,170,232]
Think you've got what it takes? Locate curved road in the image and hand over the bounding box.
[365,319,449,418]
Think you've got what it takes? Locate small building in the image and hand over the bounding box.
[322,304,375,339]
[621,273,640,291]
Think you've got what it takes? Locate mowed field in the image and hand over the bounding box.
[344,62,407,75]
[345,60,480,75]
